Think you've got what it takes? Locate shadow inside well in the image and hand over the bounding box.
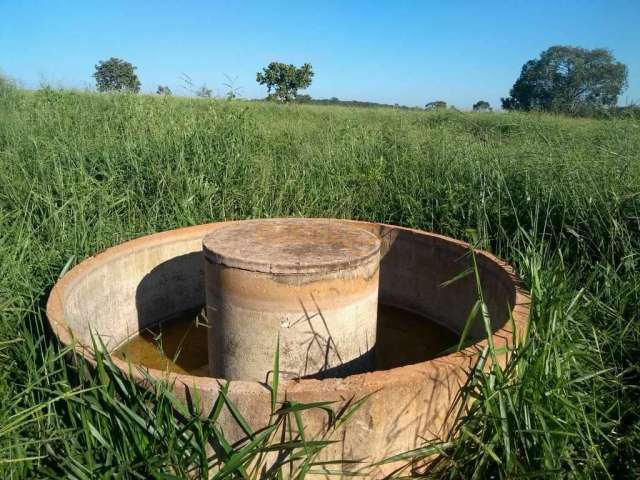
[116,300,459,378]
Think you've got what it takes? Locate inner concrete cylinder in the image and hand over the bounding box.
[203,218,381,381]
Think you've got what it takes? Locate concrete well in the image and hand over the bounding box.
[46,219,530,476]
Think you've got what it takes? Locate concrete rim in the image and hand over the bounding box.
[46,219,531,400]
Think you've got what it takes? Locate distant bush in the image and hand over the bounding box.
[293,95,422,110]
[473,100,492,112]
[425,101,447,110]
[195,85,212,98]
[616,104,640,118]
[547,102,640,119]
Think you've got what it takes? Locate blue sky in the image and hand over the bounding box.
[1,0,639,109]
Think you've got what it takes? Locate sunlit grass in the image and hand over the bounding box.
[0,81,639,478]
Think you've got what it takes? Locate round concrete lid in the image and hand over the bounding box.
[202,218,381,274]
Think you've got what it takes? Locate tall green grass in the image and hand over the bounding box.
[1,82,639,478]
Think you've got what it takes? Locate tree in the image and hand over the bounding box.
[156,85,172,96]
[425,101,447,110]
[256,62,314,102]
[473,100,492,112]
[501,46,627,114]
[93,57,141,93]
[295,94,312,103]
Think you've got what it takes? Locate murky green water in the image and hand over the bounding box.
[113,304,458,377]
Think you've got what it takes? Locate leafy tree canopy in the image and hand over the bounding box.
[256,62,314,102]
[425,101,447,110]
[473,100,492,112]
[156,85,172,96]
[93,58,141,93]
[501,46,627,114]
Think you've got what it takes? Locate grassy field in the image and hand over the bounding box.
[1,79,639,478]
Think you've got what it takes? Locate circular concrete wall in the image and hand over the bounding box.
[46,219,530,477]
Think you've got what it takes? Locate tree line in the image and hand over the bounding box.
[92,45,631,115]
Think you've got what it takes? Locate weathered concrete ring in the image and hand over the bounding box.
[203,218,381,381]
[46,219,531,474]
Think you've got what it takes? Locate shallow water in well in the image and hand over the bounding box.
[113,304,459,377]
